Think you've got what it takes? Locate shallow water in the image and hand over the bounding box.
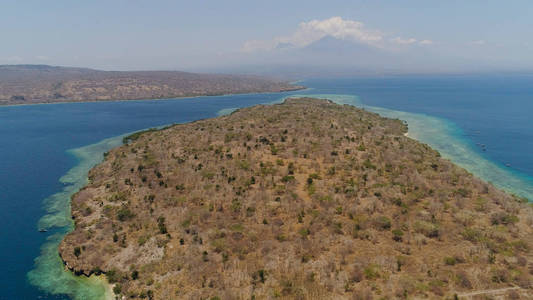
[301,76,533,177]
[27,136,123,300]
[286,93,533,200]
[0,76,532,299]
[0,92,297,299]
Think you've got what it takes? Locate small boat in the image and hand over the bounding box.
[38,228,47,232]
[506,163,511,167]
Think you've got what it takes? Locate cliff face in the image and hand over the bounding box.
[0,65,302,105]
[60,98,533,299]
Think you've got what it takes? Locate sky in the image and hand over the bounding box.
[2,0,533,74]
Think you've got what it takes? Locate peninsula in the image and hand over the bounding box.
[0,65,303,105]
[60,98,533,299]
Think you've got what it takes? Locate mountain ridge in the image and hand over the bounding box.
[0,65,303,105]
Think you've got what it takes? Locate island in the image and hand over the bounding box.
[0,65,303,105]
[60,98,533,299]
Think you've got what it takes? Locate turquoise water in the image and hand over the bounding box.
[0,92,298,299]
[287,93,533,200]
[26,136,124,300]
[0,76,532,299]
[302,76,533,177]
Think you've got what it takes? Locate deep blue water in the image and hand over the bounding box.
[0,75,532,299]
[0,92,296,299]
[303,75,533,176]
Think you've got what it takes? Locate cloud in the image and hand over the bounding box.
[291,16,383,45]
[242,40,278,52]
[6,56,23,62]
[391,37,418,45]
[242,16,384,52]
[391,38,434,46]
[469,40,486,46]
[242,17,434,52]
[35,55,49,61]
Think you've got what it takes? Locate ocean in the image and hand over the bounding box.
[0,75,532,299]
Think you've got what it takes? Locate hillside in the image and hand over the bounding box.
[59,98,533,299]
[0,65,302,105]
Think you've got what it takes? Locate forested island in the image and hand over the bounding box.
[0,65,302,105]
[60,98,533,299]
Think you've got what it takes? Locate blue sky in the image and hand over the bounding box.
[2,0,533,73]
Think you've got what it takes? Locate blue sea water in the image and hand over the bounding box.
[302,75,533,176]
[0,75,532,299]
[0,93,296,300]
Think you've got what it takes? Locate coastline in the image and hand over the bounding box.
[26,90,310,300]
[284,93,533,201]
[57,97,532,298]
[0,86,305,108]
[28,91,532,299]
[28,135,126,300]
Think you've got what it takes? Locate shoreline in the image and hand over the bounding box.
[29,92,532,299]
[0,86,305,108]
[45,94,307,298]
[57,96,533,298]
[27,90,312,300]
[28,135,126,300]
[285,93,533,201]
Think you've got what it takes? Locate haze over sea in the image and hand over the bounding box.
[0,75,532,299]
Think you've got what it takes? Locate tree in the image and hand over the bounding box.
[131,270,139,280]
[73,246,81,258]
[157,216,168,234]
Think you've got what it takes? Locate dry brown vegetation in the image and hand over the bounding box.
[0,65,302,105]
[60,98,533,299]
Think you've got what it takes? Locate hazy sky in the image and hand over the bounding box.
[2,0,533,73]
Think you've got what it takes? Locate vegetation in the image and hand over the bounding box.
[0,65,303,105]
[60,98,533,299]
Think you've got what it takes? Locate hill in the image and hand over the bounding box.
[0,65,302,105]
[59,98,533,299]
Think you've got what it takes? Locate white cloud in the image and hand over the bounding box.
[291,16,383,46]
[6,56,23,62]
[391,37,418,45]
[241,17,434,52]
[242,17,434,52]
[35,55,49,61]
[242,16,384,52]
[242,40,277,52]
[470,40,486,46]
[391,38,433,46]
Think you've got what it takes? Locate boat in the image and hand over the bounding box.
[38,228,47,232]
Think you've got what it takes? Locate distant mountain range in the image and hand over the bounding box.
[0,65,303,105]
[213,35,493,78]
